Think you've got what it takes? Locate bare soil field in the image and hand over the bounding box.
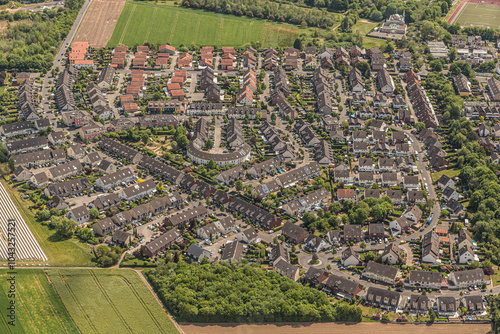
[180,322,492,334]
[74,0,126,48]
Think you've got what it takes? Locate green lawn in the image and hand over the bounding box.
[108,1,300,48]
[2,180,95,267]
[491,269,500,287]
[431,168,461,183]
[454,3,500,29]
[0,270,78,334]
[352,21,379,36]
[47,269,178,334]
[362,37,385,50]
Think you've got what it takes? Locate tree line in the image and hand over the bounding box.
[181,0,339,28]
[448,119,500,265]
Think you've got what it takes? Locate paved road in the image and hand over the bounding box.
[40,0,94,118]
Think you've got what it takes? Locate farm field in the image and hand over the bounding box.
[180,322,493,334]
[0,269,78,334]
[108,1,300,48]
[47,269,178,334]
[74,0,126,48]
[453,3,500,29]
[1,180,95,267]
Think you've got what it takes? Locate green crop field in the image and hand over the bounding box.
[47,269,178,334]
[0,270,78,334]
[454,3,500,29]
[108,1,300,48]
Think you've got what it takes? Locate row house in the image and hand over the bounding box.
[5,136,48,155]
[164,205,209,227]
[282,187,329,216]
[138,155,185,185]
[46,160,83,181]
[447,269,485,289]
[44,178,92,198]
[407,270,442,290]
[95,168,135,191]
[0,121,36,138]
[13,148,66,167]
[142,229,183,258]
[119,179,156,201]
[324,276,363,300]
[362,261,400,285]
[365,287,402,311]
[99,137,143,164]
[88,193,122,213]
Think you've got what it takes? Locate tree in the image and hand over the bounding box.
[429,59,443,72]
[8,158,14,171]
[360,242,366,249]
[329,202,342,214]
[89,208,100,219]
[293,38,303,51]
[205,139,214,149]
[37,209,51,221]
[235,180,244,191]
[75,227,94,242]
[415,122,425,131]
[428,308,436,323]
[384,41,394,53]
[55,218,76,238]
[355,62,371,79]
[271,113,277,123]
[176,135,189,149]
[448,48,457,62]
[207,159,217,170]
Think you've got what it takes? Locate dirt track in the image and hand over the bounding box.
[74,0,126,48]
[180,322,493,334]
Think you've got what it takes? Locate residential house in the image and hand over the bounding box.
[362,261,400,285]
[324,276,363,300]
[381,243,400,265]
[274,259,300,281]
[422,231,440,263]
[341,247,361,267]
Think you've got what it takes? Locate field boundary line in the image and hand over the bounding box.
[0,277,14,333]
[193,16,201,44]
[169,11,179,43]
[119,3,136,45]
[32,273,68,331]
[134,269,186,334]
[119,275,165,333]
[144,6,158,43]
[47,270,97,334]
[218,18,224,46]
[88,270,134,334]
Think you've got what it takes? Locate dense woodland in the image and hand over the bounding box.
[0,0,84,72]
[445,119,500,264]
[146,262,362,323]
